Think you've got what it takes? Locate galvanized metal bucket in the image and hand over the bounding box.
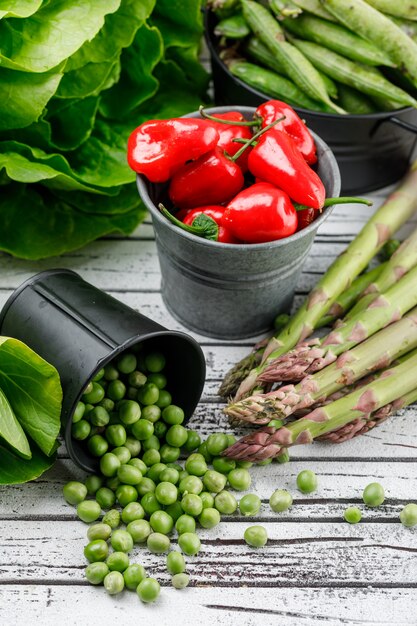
[136,106,341,339]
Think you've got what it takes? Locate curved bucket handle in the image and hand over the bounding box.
[386,116,417,134]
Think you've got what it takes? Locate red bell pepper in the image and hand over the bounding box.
[222,182,298,243]
[199,111,254,172]
[256,100,317,165]
[127,118,219,183]
[296,207,317,231]
[247,129,326,210]
[159,204,239,243]
[182,206,240,243]
[168,148,245,209]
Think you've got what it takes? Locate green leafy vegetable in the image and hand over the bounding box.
[0,387,31,459]
[0,444,56,485]
[0,0,209,259]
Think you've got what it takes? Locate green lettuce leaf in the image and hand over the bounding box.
[57,58,121,99]
[46,96,100,151]
[0,337,62,456]
[0,0,42,19]
[0,387,31,459]
[0,444,56,485]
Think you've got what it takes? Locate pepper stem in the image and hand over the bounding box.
[158,204,219,241]
[199,105,260,127]
[293,197,373,212]
[229,116,285,162]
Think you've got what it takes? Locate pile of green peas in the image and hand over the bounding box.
[64,345,276,603]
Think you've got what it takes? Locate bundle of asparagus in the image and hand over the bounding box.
[220,160,417,461]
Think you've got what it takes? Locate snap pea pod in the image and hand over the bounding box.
[207,0,241,19]
[241,0,345,112]
[324,0,417,87]
[283,14,395,67]
[269,0,302,18]
[245,37,338,99]
[292,0,336,21]
[291,39,417,109]
[336,84,377,115]
[215,13,251,38]
[365,0,417,21]
[227,59,334,112]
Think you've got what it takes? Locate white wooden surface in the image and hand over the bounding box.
[1,190,417,626]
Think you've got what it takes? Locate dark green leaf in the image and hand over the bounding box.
[0,443,56,485]
[0,387,31,459]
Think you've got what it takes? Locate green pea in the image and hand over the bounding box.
[137,477,156,496]
[107,379,126,402]
[175,514,196,535]
[131,419,154,441]
[226,434,236,446]
[84,475,103,496]
[106,551,129,573]
[185,453,207,477]
[362,482,385,507]
[96,487,116,510]
[105,424,127,448]
[98,397,115,412]
[244,525,268,548]
[178,470,189,482]
[154,421,167,439]
[93,368,105,382]
[83,382,105,405]
[129,458,147,474]
[296,470,318,494]
[237,460,253,469]
[142,434,161,451]
[227,468,251,492]
[165,501,184,523]
[203,470,227,494]
[102,509,120,529]
[172,573,190,589]
[104,571,125,595]
[141,405,162,423]
[111,529,134,553]
[150,510,174,534]
[147,532,171,554]
[145,351,166,373]
[166,550,186,575]
[162,404,184,425]
[239,494,261,516]
[100,453,121,478]
[141,492,162,516]
[165,424,188,448]
[214,490,238,515]
[137,577,160,603]
[198,507,221,529]
[116,485,138,507]
[269,489,293,513]
[206,433,229,456]
[104,364,119,381]
[160,444,181,464]
[179,475,203,495]
[212,456,236,474]
[77,500,101,523]
[197,441,212,463]
[83,381,93,395]
[178,532,201,556]
[84,539,109,563]
[127,519,152,543]
[146,462,167,483]
[137,383,160,406]
[121,502,145,524]
[257,458,273,466]
[184,430,201,452]
[72,419,91,441]
[87,523,112,542]
[159,468,180,485]
[344,506,362,524]
[124,563,147,590]
[88,434,109,457]
[181,494,203,517]
[142,449,161,467]
[155,482,178,506]
[112,446,131,465]
[128,370,147,388]
[85,562,109,585]
[63,481,87,506]
[200,492,215,509]
[89,406,110,427]
[73,401,85,423]
[147,372,167,389]
[400,503,417,528]
[117,352,137,374]
[117,464,142,486]
[156,389,172,408]
[106,476,121,492]
[118,400,141,426]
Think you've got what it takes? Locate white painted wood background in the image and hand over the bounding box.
[0,188,416,626]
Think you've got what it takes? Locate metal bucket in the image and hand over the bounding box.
[205,10,417,195]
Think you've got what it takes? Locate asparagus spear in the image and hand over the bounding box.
[234,161,417,401]
[344,227,417,320]
[224,307,417,424]
[224,351,417,461]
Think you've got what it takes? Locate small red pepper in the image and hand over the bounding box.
[248,129,326,210]
[222,182,298,243]
[199,111,254,172]
[296,207,317,231]
[168,148,245,209]
[159,204,238,243]
[127,119,219,183]
[182,206,240,243]
[256,100,317,165]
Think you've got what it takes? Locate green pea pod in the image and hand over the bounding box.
[292,0,336,21]
[336,83,377,115]
[241,0,345,113]
[269,0,302,19]
[291,38,417,109]
[365,0,417,21]
[283,14,395,67]
[227,59,335,112]
[214,13,250,38]
[207,0,241,19]
[324,0,417,88]
[245,36,338,99]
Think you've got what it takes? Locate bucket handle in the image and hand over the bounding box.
[386,116,417,134]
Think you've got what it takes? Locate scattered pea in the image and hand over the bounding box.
[244,525,268,548]
[84,539,109,563]
[214,490,238,515]
[175,514,196,535]
[166,551,186,575]
[362,482,385,507]
[147,532,171,554]
[172,573,190,589]
[106,551,129,572]
[296,470,318,494]
[104,570,125,595]
[137,577,160,603]
[239,494,261,516]
[85,562,109,585]
[85,475,104,496]
[111,529,134,553]
[149,510,174,534]
[121,502,145,524]
[400,503,417,528]
[228,468,251,491]
[87,523,112,542]
[203,470,227,493]
[102,509,120,529]
[95,487,116,510]
[178,532,201,556]
[123,563,147,590]
[269,489,293,513]
[344,507,362,524]
[63,481,87,506]
[198,507,221,529]
[77,500,101,523]
[127,519,152,543]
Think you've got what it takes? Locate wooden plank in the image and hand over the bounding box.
[1,518,416,585]
[0,585,415,626]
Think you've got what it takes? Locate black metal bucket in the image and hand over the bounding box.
[205,10,417,195]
